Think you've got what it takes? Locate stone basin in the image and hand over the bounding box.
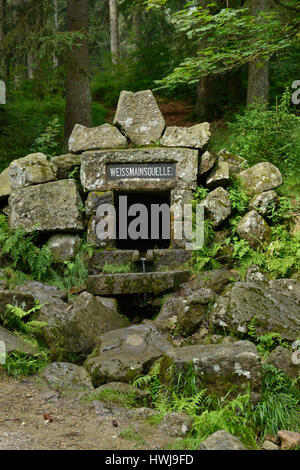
[87,270,190,295]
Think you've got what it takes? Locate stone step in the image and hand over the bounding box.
[87,270,190,295]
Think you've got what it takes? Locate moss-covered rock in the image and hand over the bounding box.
[237,162,282,197]
[210,280,300,340]
[237,210,271,248]
[9,179,84,233]
[84,324,174,386]
[9,153,55,189]
[159,341,261,398]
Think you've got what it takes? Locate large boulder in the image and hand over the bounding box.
[237,162,282,197]
[9,153,55,189]
[160,341,261,397]
[50,153,81,179]
[113,90,165,145]
[210,280,300,340]
[14,285,129,361]
[40,362,93,390]
[206,162,230,189]
[68,124,127,153]
[161,123,210,149]
[0,167,11,199]
[179,269,240,296]
[249,190,279,216]
[9,179,84,233]
[237,210,271,248]
[0,325,39,356]
[84,324,174,386]
[201,187,231,228]
[199,430,247,450]
[48,234,81,263]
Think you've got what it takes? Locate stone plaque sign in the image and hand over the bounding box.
[107,163,176,180]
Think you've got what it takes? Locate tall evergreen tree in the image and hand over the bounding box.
[64,0,92,144]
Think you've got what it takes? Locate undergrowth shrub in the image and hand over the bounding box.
[0,215,90,291]
[133,359,300,449]
[2,351,48,378]
[220,90,300,175]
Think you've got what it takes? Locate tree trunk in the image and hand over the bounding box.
[247,0,269,106]
[64,0,92,145]
[0,0,3,43]
[132,9,141,63]
[196,77,212,121]
[109,0,119,65]
[53,0,59,68]
[13,0,27,85]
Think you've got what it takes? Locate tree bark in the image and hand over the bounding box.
[247,0,269,106]
[64,0,92,145]
[13,0,27,85]
[53,0,59,68]
[109,0,119,65]
[132,9,142,63]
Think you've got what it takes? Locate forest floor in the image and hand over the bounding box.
[106,97,198,127]
[0,373,174,450]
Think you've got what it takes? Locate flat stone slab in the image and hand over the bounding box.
[80,148,198,191]
[87,270,190,295]
[9,179,84,233]
[87,249,191,274]
[161,123,210,149]
[68,124,127,153]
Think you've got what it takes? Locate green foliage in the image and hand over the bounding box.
[61,243,91,291]
[247,318,290,358]
[133,361,162,402]
[1,302,47,337]
[192,393,257,448]
[253,364,300,441]
[227,91,300,174]
[228,180,250,214]
[0,215,54,282]
[155,4,299,90]
[84,388,142,409]
[0,215,91,292]
[0,96,65,171]
[133,359,300,449]
[102,263,132,274]
[2,351,48,379]
[30,116,62,157]
[119,426,146,447]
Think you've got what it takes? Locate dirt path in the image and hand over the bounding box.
[0,373,174,450]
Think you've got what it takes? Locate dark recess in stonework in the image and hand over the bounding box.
[115,191,171,251]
